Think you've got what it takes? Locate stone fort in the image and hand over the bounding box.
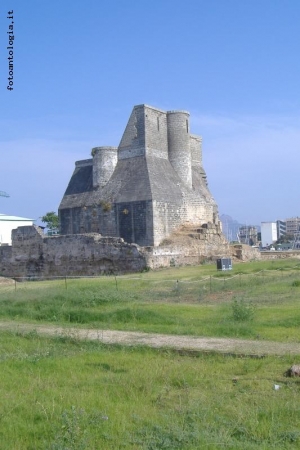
[59,104,221,246]
[0,104,232,279]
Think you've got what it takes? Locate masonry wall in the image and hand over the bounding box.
[59,104,221,248]
[0,245,12,268]
[0,226,146,278]
[151,201,212,247]
[116,200,153,246]
[118,105,146,160]
[0,224,235,278]
[144,106,169,159]
[259,250,300,260]
[167,110,192,188]
[60,205,118,236]
[92,146,118,188]
[144,223,230,268]
[190,134,202,168]
[60,199,153,247]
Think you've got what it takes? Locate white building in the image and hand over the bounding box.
[261,222,277,248]
[0,214,34,245]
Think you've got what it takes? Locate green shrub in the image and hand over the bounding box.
[231,298,255,322]
[50,406,89,449]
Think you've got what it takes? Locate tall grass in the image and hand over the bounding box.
[0,331,300,449]
[1,259,300,341]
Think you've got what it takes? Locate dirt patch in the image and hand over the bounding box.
[0,321,300,356]
[0,277,14,286]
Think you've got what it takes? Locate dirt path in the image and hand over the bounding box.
[0,321,300,356]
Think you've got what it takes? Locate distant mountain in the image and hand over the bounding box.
[220,214,243,242]
[220,214,260,242]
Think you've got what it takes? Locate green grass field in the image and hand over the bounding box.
[1,259,300,448]
[1,331,300,449]
[1,259,300,342]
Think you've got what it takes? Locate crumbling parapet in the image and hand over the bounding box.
[0,222,233,278]
[231,244,261,261]
[0,226,147,279]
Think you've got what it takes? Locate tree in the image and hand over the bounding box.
[276,233,294,244]
[41,211,59,232]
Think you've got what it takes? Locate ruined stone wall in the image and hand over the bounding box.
[231,244,261,261]
[0,245,12,269]
[0,223,237,278]
[259,250,300,260]
[144,223,230,268]
[151,192,217,247]
[0,226,146,278]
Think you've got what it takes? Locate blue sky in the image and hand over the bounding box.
[1,0,300,226]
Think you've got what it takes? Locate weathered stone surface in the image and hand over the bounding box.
[0,226,147,278]
[59,104,221,247]
[231,244,261,261]
[260,250,300,260]
[0,224,261,278]
[143,224,230,269]
[0,104,237,278]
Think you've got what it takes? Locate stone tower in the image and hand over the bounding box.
[59,104,220,246]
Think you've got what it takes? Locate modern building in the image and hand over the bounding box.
[276,220,286,239]
[238,225,258,246]
[0,214,34,245]
[261,222,277,248]
[286,217,300,236]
